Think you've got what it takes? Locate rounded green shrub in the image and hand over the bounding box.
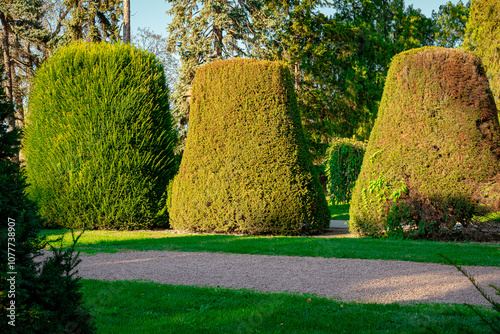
[325,138,367,204]
[349,47,500,238]
[170,58,330,235]
[24,42,177,230]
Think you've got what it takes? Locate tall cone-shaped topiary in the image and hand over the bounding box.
[24,42,177,230]
[349,47,500,238]
[170,58,329,235]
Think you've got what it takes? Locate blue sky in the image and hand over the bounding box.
[131,1,464,37]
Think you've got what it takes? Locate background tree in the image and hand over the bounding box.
[132,27,179,92]
[0,0,122,135]
[273,0,434,160]
[464,0,500,114]
[0,0,49,132]
[123,0,130,43]
[432,0,470,48]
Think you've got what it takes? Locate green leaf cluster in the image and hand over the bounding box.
[170,58,329,235]
[325,138,366,204]
[349,47,500,239]
[24,42,177,230]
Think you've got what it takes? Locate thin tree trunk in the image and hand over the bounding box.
[0,12,14,131]
[214,25,223,57]
[123,0,130,43]
[213,0,223,57]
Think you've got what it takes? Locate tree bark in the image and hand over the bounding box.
[123,0,130,43]
[0,11,14,131]
[213,25,223,57]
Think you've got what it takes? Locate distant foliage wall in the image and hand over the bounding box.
[464,0,500,116]
[349,47,500,238]
[170,59,330,235]
[325,138,367,204]
[24,42,177,230]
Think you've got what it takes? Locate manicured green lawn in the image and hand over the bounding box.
[81,279,497,334]
[328,203,350,220]
[42,229,500,266]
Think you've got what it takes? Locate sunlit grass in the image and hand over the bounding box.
[41,229,500,266]
[81,279,498,334]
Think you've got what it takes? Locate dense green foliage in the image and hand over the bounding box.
[464,0,500,116]
[432,0,470,48]
[24,42,177,230]
[273,1,436,159]
[170,58,329,235]
[325,138,367,204]
[349,47,500,239]
[0,69,95,332]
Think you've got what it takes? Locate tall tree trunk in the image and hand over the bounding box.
[0,12,14,131]
[213,25,223,57]
[123,0,130,43]
[213,0,223,57]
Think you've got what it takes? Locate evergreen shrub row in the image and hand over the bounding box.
[24,42,177,230]
[170,59,330,235]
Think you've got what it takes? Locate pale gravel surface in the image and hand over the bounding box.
[43,250,500,306]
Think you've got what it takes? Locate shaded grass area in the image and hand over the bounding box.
[81,279,497,334]
[328,203,350,220]
[42,230,500,267]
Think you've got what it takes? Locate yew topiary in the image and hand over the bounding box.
[24,42,177,230]
[349,47,500,238]
[170,58,329,235]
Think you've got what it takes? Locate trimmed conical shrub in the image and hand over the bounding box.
[170,58,329,235]
[349,47,500,238]
[24,42,177,230]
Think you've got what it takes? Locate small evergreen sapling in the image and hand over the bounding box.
[0,68,95,332]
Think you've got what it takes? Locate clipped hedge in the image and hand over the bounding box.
[170,58,330,235]
[24,42,177,230]
[349,47,500,238]
[325,138,367,204]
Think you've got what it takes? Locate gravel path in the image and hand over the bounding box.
[64,250,500,306]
